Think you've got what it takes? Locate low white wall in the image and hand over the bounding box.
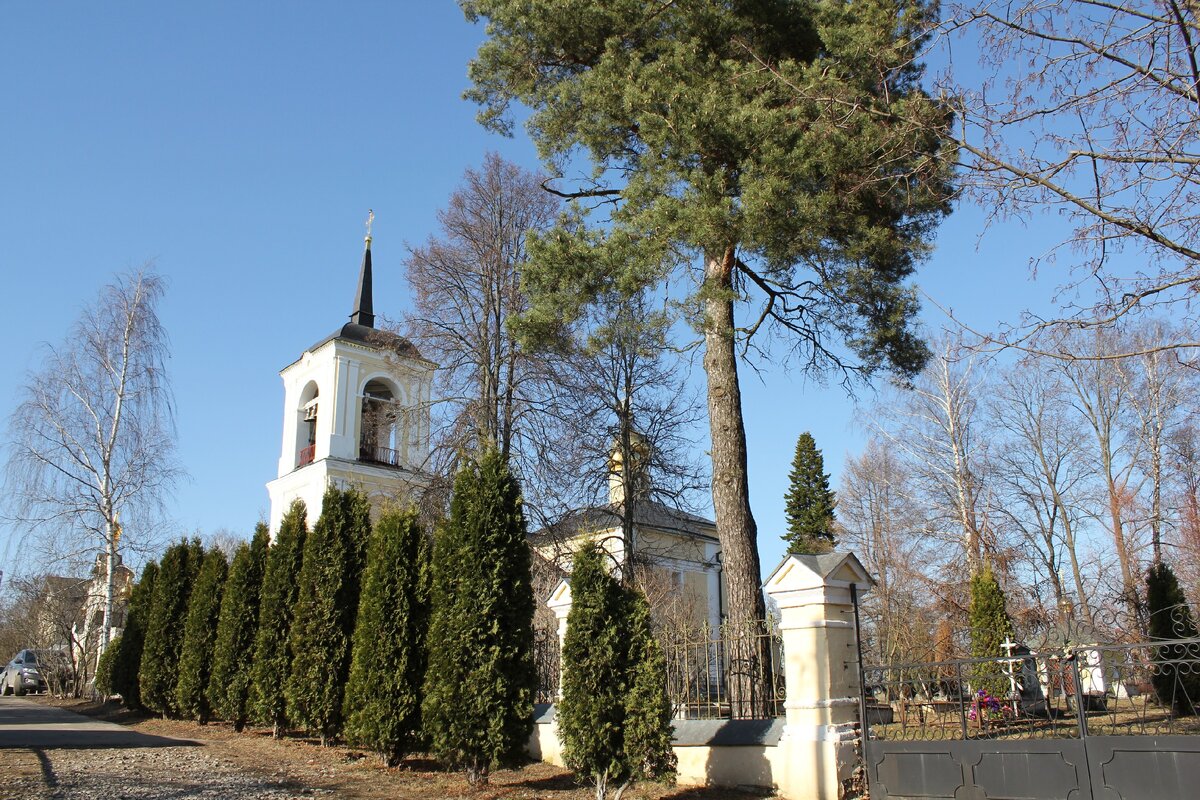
[528,714,788,794]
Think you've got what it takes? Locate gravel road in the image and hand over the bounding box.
[0,698,315,800]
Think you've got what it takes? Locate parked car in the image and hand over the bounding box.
[1,649,50,695]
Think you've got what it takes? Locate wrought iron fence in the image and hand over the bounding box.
[861,618,1200,742]
[658,617,785,720]
[533,626,559,704]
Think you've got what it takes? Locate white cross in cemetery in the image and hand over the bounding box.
[1001,637,1021,714]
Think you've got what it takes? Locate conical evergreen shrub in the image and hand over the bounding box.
[285,487,372,745]
[175,547,229,722]
[968,566,1014,700]
[250,500,308,736]
[783,432,836,554]
[94,634,120,697]
[1146,562,1200,715]
[140,538,203,717]
[423,448,536,785]
[209,523,270,730]
[559,544,675,800]
[343,506,430,764]
[112,560,158,708]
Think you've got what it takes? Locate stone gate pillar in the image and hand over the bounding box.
[763,553,874,800]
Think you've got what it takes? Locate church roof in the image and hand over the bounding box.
[530,499,717,545]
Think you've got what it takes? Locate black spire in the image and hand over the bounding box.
[350,212,375,328]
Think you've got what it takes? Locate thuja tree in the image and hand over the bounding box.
[209,524,270,730]
[250,500,308,736]
[111,559,157,708]
[783,432,836,554]
[343,507,431,764]
[140,538,203,717]
[176,547,229,723]
[559,544,675,800]
[1146,562,1200,716]
[968,566,1014,699]
[285,487,371,745]
[463,0,954,715]
[423,448,536,785]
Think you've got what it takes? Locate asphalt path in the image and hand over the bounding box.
[0,696,195,749]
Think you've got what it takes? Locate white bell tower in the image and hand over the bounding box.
[266,217,433,533]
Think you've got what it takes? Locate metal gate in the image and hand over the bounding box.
[854,605,1200,799]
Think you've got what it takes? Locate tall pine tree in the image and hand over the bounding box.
[140,538,203,717]
[250,500,308,736]
[1146,562,1200,716]
[343,507,431,764]
[782,432,836,554]
[111,559,157,708]
[423,448,536,785]
[209,524,270,730]
[175,547,229,722]
[559,544,675,800]
[285,487,371,745]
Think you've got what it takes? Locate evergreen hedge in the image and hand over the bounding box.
[175,546,229,722]
[559,544,675,800]
[423,448,536,785]
[1146,562,1200,716]
[343,506,430,764]
[250,500,308,736]
[285,487,372,745]
[111,560,158,708]
[209,523,270,730]
[968,566,1014,699]
[140,538,203,717]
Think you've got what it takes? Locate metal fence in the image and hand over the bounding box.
[533,627,559,704]
[658,617,785,720]
[861,627,1200,742]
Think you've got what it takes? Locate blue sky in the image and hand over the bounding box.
[0,2,1072,580]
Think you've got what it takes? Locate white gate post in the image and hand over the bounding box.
[763,553,874,800]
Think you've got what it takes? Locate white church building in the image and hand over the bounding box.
[266,226,434,532]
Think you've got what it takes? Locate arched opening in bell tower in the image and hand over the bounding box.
[359,378,404,467]
[295,381,320,468]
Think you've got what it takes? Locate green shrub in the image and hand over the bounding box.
[175,547,228,722]
[343,507,430,764]
[285,487,372,745]
[250,501,308,737]
[209,524,270,730]
[423,448,535,785]
[112,560,158,708]
[559,544,675,800]
[140,538,203,717]
[1146,562,1200,716]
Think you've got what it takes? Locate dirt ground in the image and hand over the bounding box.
[32,696,767,800]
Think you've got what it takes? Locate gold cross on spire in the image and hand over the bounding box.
[365,209,374,245]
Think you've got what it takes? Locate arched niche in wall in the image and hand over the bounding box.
[295,380,320,468]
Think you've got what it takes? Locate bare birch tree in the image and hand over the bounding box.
[989,360,1095,625]
[6,270,180,655]
[883,339,993,571]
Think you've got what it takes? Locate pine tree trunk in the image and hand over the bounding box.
[702,248,770,718]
